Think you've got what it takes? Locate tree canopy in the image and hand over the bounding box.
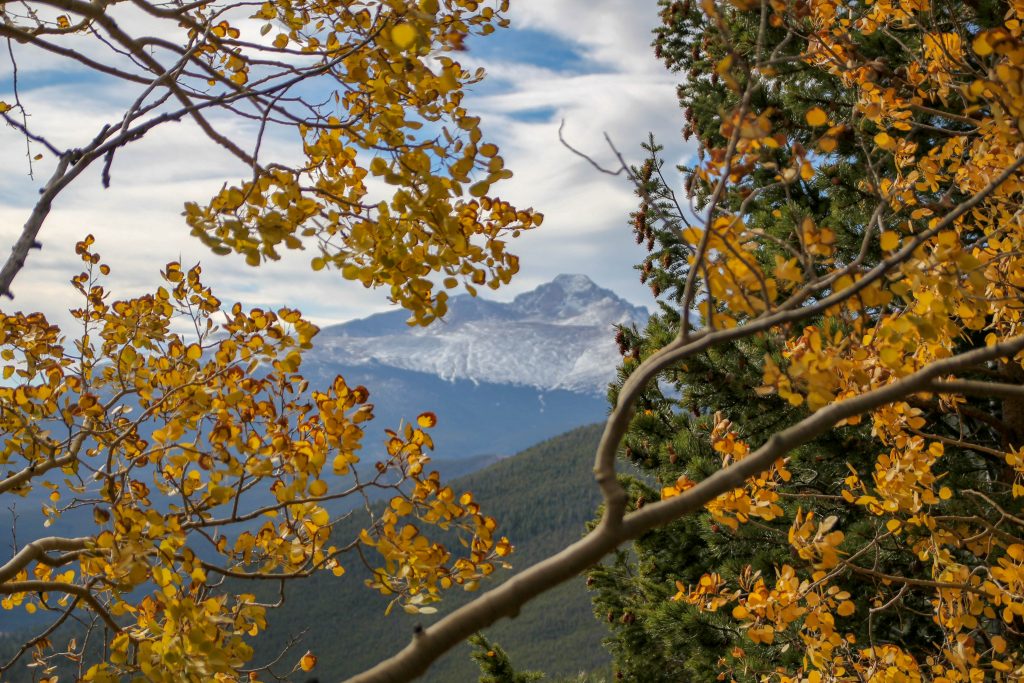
[0,0,540,324]
[589,0,1024,679]
[0,238,513,681]
[0,0,529,679]
[6,0,1024,681]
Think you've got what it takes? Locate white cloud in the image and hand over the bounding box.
[458,0,692,305]
[0,92,388,332]
[509,0,667,75]
[0,0,691,335]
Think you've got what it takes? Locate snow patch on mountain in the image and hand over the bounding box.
[314,274,648,395]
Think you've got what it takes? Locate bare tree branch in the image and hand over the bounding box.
[0,536,91,583]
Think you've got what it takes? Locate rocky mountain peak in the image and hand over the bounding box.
[509,274,645,324]
[314,275,648,395]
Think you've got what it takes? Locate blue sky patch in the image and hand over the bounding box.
[505,106,557,124]
[467,27,595,75]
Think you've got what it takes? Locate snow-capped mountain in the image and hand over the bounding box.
[314,274,648,396]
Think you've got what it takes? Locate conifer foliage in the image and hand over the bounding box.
[469,634,544,683]
[591,0,1024,679]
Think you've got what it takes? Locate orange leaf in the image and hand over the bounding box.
[806,107,828,127]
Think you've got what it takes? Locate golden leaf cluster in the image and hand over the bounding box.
[0,239,508,680]
[176,0,542,325]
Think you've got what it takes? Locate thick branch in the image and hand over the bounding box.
[0,427,90,494]
[928,379,1024,401]
[586,155,1024,529]
[345,335,1024,682]
[0,153,71,298]
[0,536,91,583]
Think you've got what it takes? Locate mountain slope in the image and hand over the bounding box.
[0,428,612,682]
[248,424,610,681]
[299,359,608,462]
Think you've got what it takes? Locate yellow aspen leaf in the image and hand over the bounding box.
[973,33,993,56]
[806,107,828,126]
[299,651,317,672]
[879,346,902,367]
[748,625,775,644]
[417,412,438,428]
[681,227,703,244]
[391,496,413,515]
[392,23,418,49]
[773,255,802,284]
[879,232,900,251]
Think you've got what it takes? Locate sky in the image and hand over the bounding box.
[0,0,692,333]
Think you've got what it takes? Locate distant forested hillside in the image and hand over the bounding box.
[248,423,609,681]
[0,424,610,681]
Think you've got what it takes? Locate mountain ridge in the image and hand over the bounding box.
[314,273,647,396]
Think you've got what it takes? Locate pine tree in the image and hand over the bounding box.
[587,0,1023,679]
[469,634,545,683]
